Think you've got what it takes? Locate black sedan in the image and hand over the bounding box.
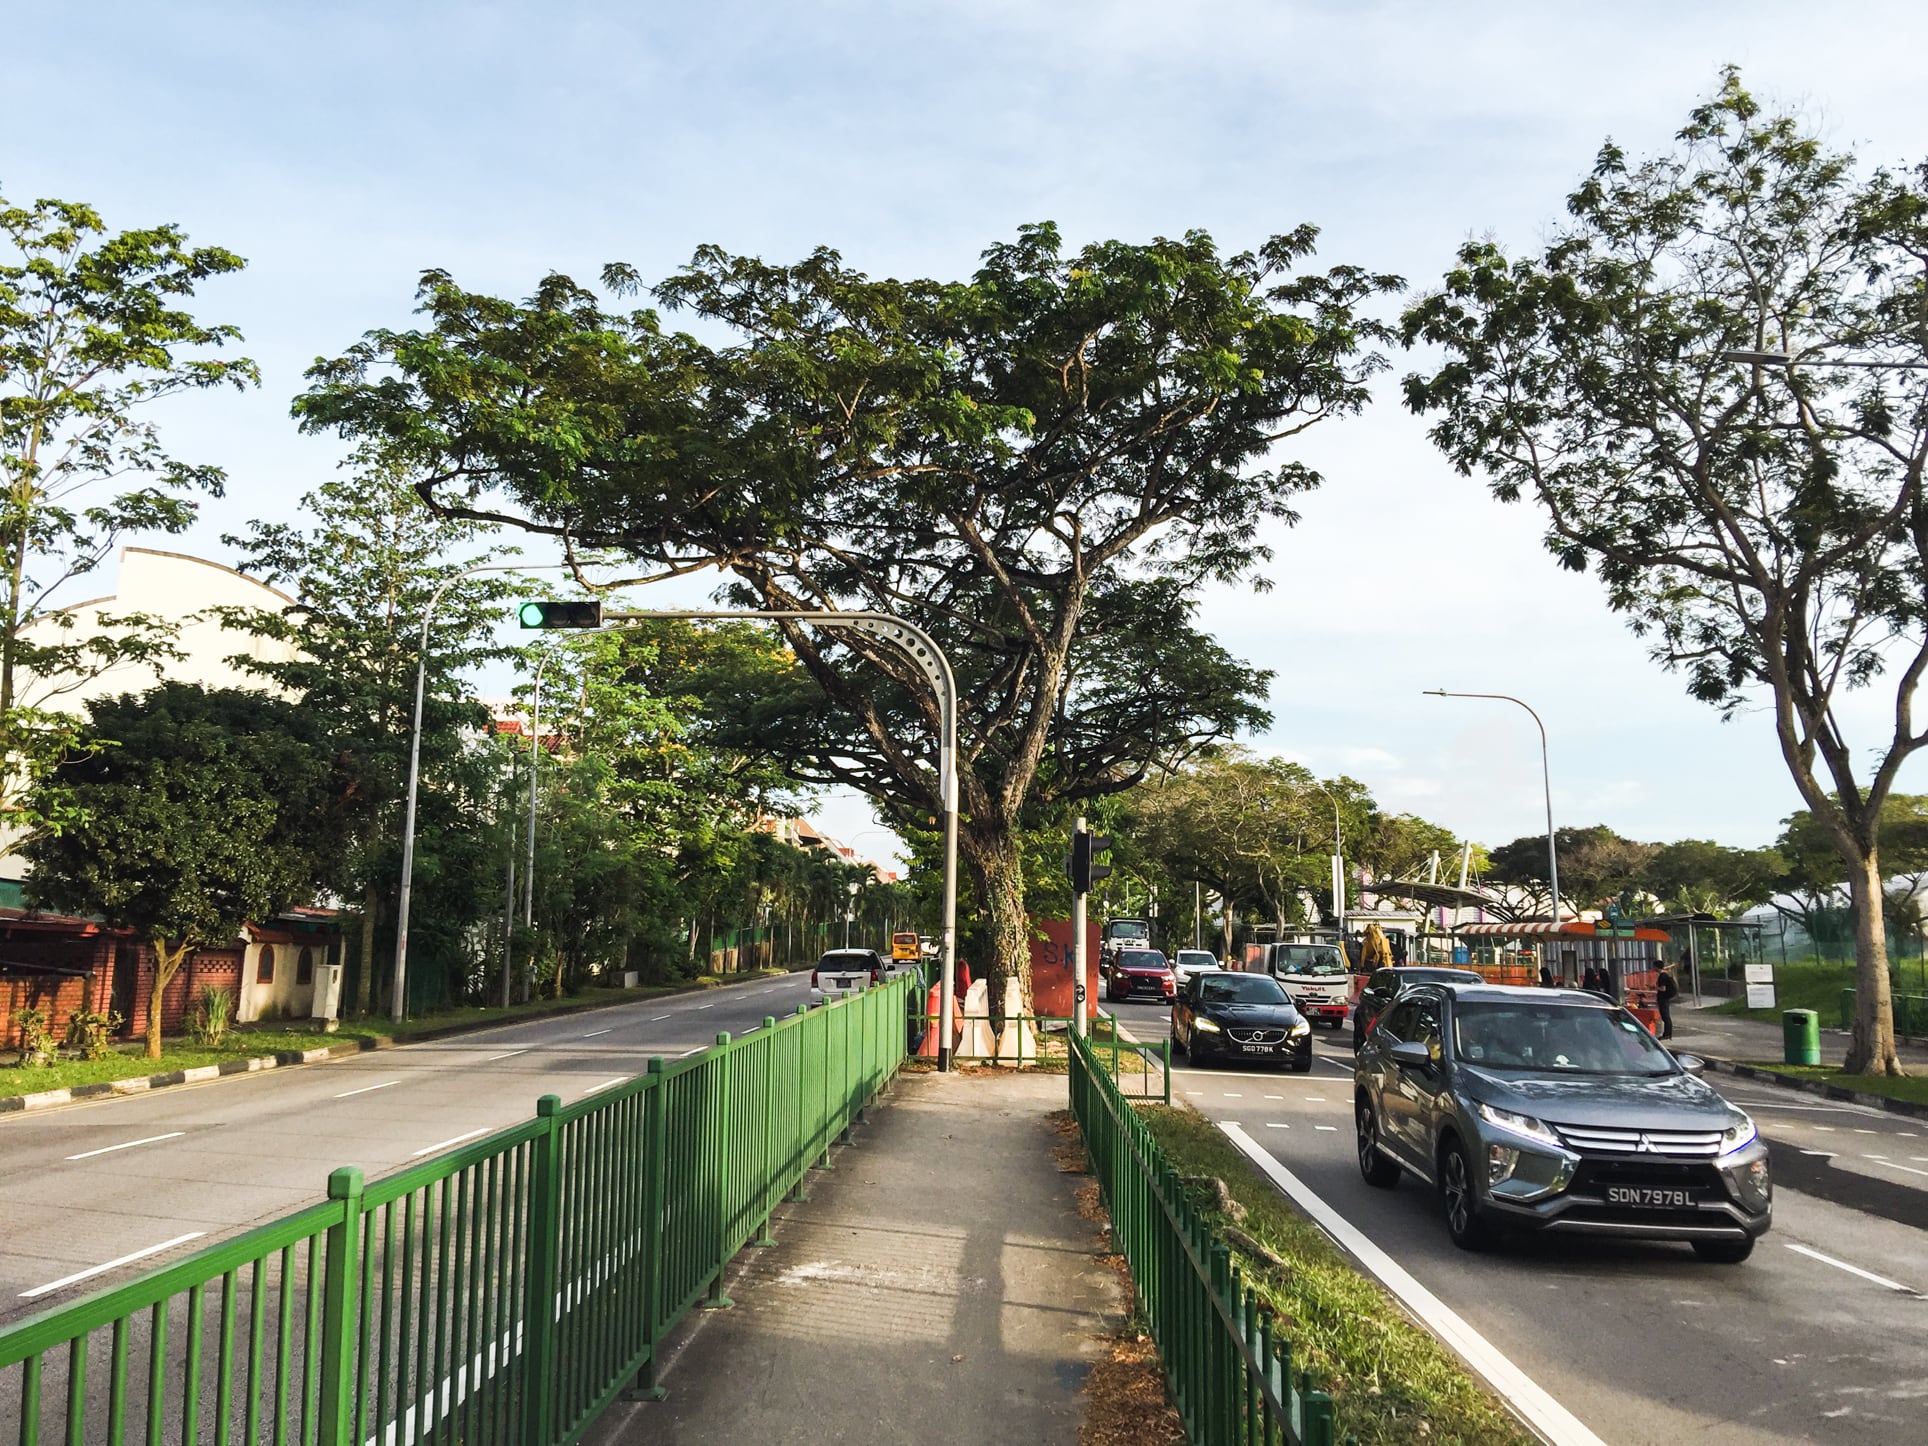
[1171,971,1313,1071]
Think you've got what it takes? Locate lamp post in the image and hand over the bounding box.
[391,562,567,1024]
[606,608,961,1070]
[523,649,555,936]
[1424,689,1561,928]
[1307,778,1345,942]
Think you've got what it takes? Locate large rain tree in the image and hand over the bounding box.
[295,224,1395,1011]
[1402,71,1928,1074]
[0,191,256,848]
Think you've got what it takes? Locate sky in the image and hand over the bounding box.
[8,0,1928,867]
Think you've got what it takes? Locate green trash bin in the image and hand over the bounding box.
[1783,1009,1821,1067]
[1839,988,1856,1032]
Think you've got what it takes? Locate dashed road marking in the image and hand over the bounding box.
[1264,1094,1284,1100]
[484,1049,528,1061]
[1223,1093,1243,1098]
[21,1233,207,1298]
[1305,1096,1328,1102]
[1265,1122,1290,1129]
[333,1080,400,1099]
[1784,1242,1923,1296]
[411,1128,489,1158]
[1802,1150,1835,1157]
[581,1028,612,1038]
[1314,1125,1338,1132]
[1864,1158,1928,1179]
[65,1132,185,1160]
[580,1077,626,1097]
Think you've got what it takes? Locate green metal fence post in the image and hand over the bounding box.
[521,1095,564,1443]
[1161,1036,1172,1106]
[757,1018,780,1246]
[791,1007,815,1199]
[705,1032,736,1310]
[315,1167,364,1446]
[1303,1380,1336,1446]
[626,1060,669,1402]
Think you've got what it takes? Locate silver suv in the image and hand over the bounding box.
[1354,983,1770,1261]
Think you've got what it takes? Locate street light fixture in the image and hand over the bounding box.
[1718,349,1928,370]
[1424,689,1562,928]
[1305,778,1345,943]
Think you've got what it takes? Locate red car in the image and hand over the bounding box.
[1105,948,1177,1002]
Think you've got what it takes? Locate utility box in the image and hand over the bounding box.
[309,962,344,1031]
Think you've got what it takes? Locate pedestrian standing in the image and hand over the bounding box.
[1655,962,1679,1040]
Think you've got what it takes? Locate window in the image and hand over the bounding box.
[256,945,276,985]
[297,947,315,986]
[1378,1000,1417,1042]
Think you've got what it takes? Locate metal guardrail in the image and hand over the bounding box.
[1069,1028,1338,1446]
[0,977,912,1444]
[1839,987,1928,1036]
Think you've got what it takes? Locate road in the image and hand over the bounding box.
[1107,995,1928,1446]
[0,973,814,1327]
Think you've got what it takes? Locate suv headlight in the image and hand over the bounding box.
[1476,1101,1563,1149]
[1720,1115,1758,1154]
[1288,1019,1311,1038]
[1194,1017,1221,1034]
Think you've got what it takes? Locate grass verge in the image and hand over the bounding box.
[0,972,797,1099]
[1137,1104,1533,1446]
[1736,1061,1928,1107]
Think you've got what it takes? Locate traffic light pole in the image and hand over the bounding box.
[604,608,962,1071]
[1072,817,1089,1038]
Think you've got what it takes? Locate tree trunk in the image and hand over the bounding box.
[146,939,193,1060]
[356,884,378,1017]
[1221,896,1234,961]
[1844,848,1903,1076]
[963,828,1032,1031]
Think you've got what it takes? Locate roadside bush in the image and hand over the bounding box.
[15,1006,57,1067]
[64,1007,123,1060]
[188,987,234,1047]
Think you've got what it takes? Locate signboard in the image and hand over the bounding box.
[1452,946,1470,965]
[1744,963,1775,1010]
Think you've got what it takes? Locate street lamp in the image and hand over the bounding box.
[1306,778,1345,942]
[522,646,558,993]
[606,608,962,1070]
[1424,689,1561,927]
[1718,349,1928,370]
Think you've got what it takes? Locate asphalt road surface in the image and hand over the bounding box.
[0,973,814,1328]
[1108,995,1928,1446]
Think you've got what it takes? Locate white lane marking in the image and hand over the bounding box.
[1863,1158,1928,1179]
[1223,1093,1244,1098]
[1783,1242,1923,1296]
[484,1049,528,1062]
[580,1077,627,1097]
[1264,1122,1290,1129]
[21,1233,207,1298]
[581,1029,612,1038]
[678,1047,705,1057]
[65,1132,186,1161]
[648,1015,668,1022]
[410,1128,489,1158]
[1264,1094,1284,1100]
[1304,1096,1328,1102]
[1314,1124,1338,1131]
[695,1004,715,1011]
[1802,1150,1836,1157]
[1854,1128,1877,1134]
[333,1080,400,1099]
[1185,1090,1204,1097]
[1814,1127,1835,1133]
[1221,1124,1607,1446]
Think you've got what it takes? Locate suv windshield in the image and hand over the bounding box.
[1199,974,1289,1005]
[1276,946,1346,975]
[1453,1002,1676,1076]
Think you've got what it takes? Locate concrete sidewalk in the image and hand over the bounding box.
[588,1069,1121,1446]
[1670,996,1928,1069]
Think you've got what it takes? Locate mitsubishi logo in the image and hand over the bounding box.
[1635,1134,1657,1153]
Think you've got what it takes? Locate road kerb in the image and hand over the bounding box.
[1219,1120,1607,1446]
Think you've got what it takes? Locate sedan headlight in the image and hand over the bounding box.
[1194,1017,1222,1034]
[1476,1101,1563,1149]
[1288,1019,1312,1038]
[1720,1115,1758,1154]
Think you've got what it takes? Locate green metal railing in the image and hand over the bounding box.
[0,977,911,1444]
[1838,987,1928,1037]
[1069,1029,1337,1446]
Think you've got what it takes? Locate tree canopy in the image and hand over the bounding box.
[294,223,1399,1012]
[1401,71,1928,1073]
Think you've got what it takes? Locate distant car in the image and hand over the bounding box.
[1353,966,1484,1050]
[1171,949,1221,988]
[1354,983,1769,1260]
[811,948,883,1006]
[1171,971,1313,1071]
[1264,943,1352,1028]
[1104,948,1176,1003]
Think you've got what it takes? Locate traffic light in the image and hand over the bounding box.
[517,600,603,629]
[1067,828,1113,894]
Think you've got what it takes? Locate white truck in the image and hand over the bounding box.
[1260,941,1351,1028]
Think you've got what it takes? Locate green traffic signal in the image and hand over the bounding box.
[517,599,603,629]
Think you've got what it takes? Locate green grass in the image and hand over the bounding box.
[1137,1104,1533,1446]
[0,971,800,1100]
[1736,1061,1928,1107]
[1713,954,1928,1026]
